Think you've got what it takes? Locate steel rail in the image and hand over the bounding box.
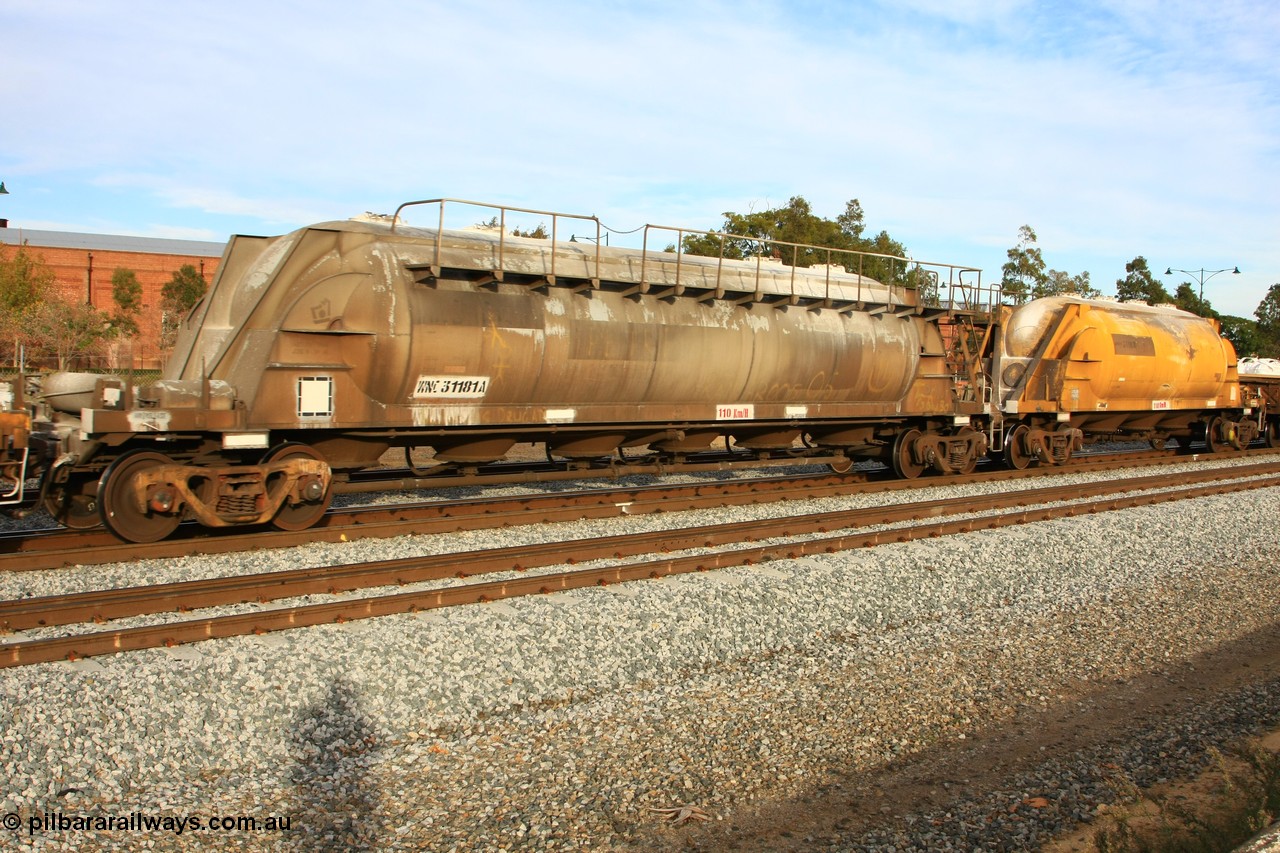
[5,466,883,571]
[2,469,1277,667]
[4,462,1272,631]
[3,446,1257,573]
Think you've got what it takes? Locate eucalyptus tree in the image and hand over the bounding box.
[1115,256,1173,305]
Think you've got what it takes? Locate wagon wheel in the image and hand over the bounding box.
[40,464,103,530]
[890,428,925,479]
[99,450,182,543]
[1004,424,1033,470]
[1205,416,1237,453]
[953,427,980,475]
[263,443,332,531]
[1267,420,1280,449]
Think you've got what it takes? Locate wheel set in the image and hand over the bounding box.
[42,443,334,543]
[99,450,182,543]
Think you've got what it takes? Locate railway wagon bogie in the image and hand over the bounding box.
[886,420,989,478]
[30,370,334,537]
[996,419,1083,470]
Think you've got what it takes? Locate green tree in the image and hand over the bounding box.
[1115,256,1173,305]
[512,223,548,239]
[676,196,911,284]
[1172,282,1216,318]
[836,199,866,241]
[0,241,55,314]
[1073,270,1101,298]
[0,241,57,366]
[858,228,911,284]
[1000,226,1048,304]
[109,267,143,337]
[26,298,113,370]
[160,264,207,351]
[679,196,840,263]
[1255,283,1280,356]
[476,216,548,239]
[1219,315,1266,357]
[1039,269,1101,299]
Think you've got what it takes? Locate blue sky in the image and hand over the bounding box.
[3,0,1278,318]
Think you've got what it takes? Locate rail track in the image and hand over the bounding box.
[2,456,1278,668]
[0,444,1257,572]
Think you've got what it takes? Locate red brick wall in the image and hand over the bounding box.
[19,244,221,370]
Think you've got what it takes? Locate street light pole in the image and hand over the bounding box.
[1164,265,1241,306]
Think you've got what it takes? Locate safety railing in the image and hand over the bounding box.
[639,223,914,305]
[390,198,1003,313]
[930,266,1005,313]
[392,198,606,286]
[641,223,1003,312]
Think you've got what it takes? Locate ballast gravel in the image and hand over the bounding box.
[1,457,1279,851]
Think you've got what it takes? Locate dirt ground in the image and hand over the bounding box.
[668,621,1280,851]
[1040,728,1280,852]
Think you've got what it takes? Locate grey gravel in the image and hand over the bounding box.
[0,455,1278,851]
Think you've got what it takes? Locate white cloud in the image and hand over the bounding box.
[2,0,1277,316]
[92,173,335,227]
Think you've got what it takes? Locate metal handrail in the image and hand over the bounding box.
[390,198,1000,311]
[392,198,604,285]
[641,222,989,309]
[641,223,905,304]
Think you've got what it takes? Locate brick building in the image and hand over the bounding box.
[0,222,225,369]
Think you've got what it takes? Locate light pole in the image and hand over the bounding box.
[1164,265,1240,306]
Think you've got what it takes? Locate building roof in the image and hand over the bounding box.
[0,226,226,257]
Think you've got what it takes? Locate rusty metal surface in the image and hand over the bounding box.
[6,445,1252,572]
[999,297,1238,413]
[0,410,29,506]
[5,446,1272,572]
[141,200,995,482]
[117,457,331,528]
[1249,375,1280,410]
